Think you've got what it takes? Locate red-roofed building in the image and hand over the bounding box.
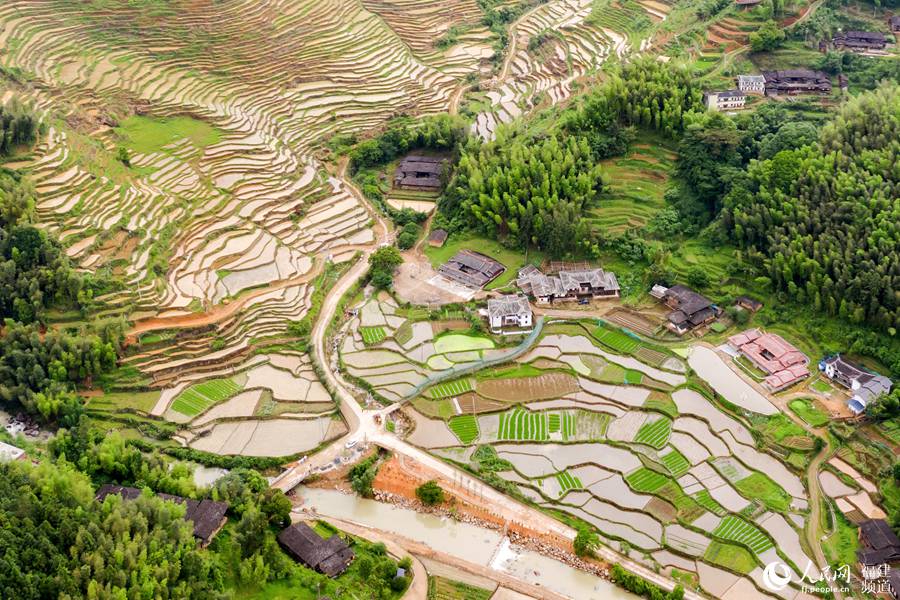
[728,329,809,391]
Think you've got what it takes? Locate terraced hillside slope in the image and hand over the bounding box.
[0,0,508,440]
[345,306,828,600]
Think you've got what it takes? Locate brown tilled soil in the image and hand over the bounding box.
[476,373,580,402]
[645,497,677,523]
[457,392,511,414]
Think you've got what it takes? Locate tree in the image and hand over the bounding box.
[573,527,597,557]
[415,480,445,505]
[368,246,403,290]
[749,21,785,52]
[686,266,711,289]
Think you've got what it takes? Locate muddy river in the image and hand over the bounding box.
[295,487,637,599]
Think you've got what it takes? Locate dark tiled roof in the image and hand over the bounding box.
[838,30,887,41]
[278,523,354,577]
[735,296,763,310]
[860,519,900,551]
[96,485,227,543]
[96,484,142,502]
[665,285,713,316]
[428,229,448,244]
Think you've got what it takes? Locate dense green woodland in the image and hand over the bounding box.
[438,59,703,256]
[721,84,899,331]
[0,172,119,426]
[0,99,38,156]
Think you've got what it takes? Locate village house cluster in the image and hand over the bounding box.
[728,329,810,391]
[820,354,894,414]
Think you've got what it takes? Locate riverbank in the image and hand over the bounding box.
[293,486,638,600]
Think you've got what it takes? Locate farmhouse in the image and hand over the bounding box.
[762,69,832,96]
[95,484,228,547]
[0,441,25,462]
[891,15,900,32]
[735,295,763,313]
[486,294,533,333]
[438,250,505,289]
[517,265,619,303]
[393,155,446,191]
[278,522,354,577]
[728,329,809,391]
[735,0,762,7]
[857,519,900,566]
[704,90,746,111]
[427,228,448,247]
[736,75,766,95]
[833,30,888,51]
[820,355,893,414]
[655,285,719,335]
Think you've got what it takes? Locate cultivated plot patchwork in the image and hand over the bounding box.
[392,321,817,598]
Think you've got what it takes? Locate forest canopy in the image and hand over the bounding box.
[721,82,900,330]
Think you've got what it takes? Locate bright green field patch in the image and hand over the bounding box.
[623,370,643,385]
[810,378,834,394]
[693,490,727,516]
[498,407,549,441]
[712,516,773,554]
[704,541,757,574]
[171,377,241,416]
[643,394,678,418]
[660,448,690,477]
[734,472,792,513]
[433,333,494,354]
[562,411,577,440]
[592,325,640,354]
[548,413,561,433]
[427,378,474,399]
[360,326,387,345]
[634,417,672,449]
[448,415,479,444]
[625,468,668,493]
[789,399,829,428]
[116,115,222,155]
[555,470,583,493]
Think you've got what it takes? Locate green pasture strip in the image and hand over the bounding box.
[712,516,773,554]
[625,468,669,493]
[693,490,727,516]
[360,326,387,345]
[548,413,561,433]
[660,448,690,477]
[634,417,672,449]
[562,411,577,440]
[643,395,678,418]
[448,415,479,444]
[704,541,757,575]
[171,377,241,417]
[427,378,474,399]
[733,472,792,513]
[555,470,583,493]
[498,407,549,441]
[788,399,829,428]
[592,325,640,354]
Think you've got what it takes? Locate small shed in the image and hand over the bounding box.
[428,229,448,248]
[735,296,763,313]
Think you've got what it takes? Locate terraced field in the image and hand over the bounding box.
[0,0,514,451]
[396,321,820,598]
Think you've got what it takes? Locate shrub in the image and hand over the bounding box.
[415,480,444,505]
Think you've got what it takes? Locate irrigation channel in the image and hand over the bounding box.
[296,487,638,600]
[401,317,547,402]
